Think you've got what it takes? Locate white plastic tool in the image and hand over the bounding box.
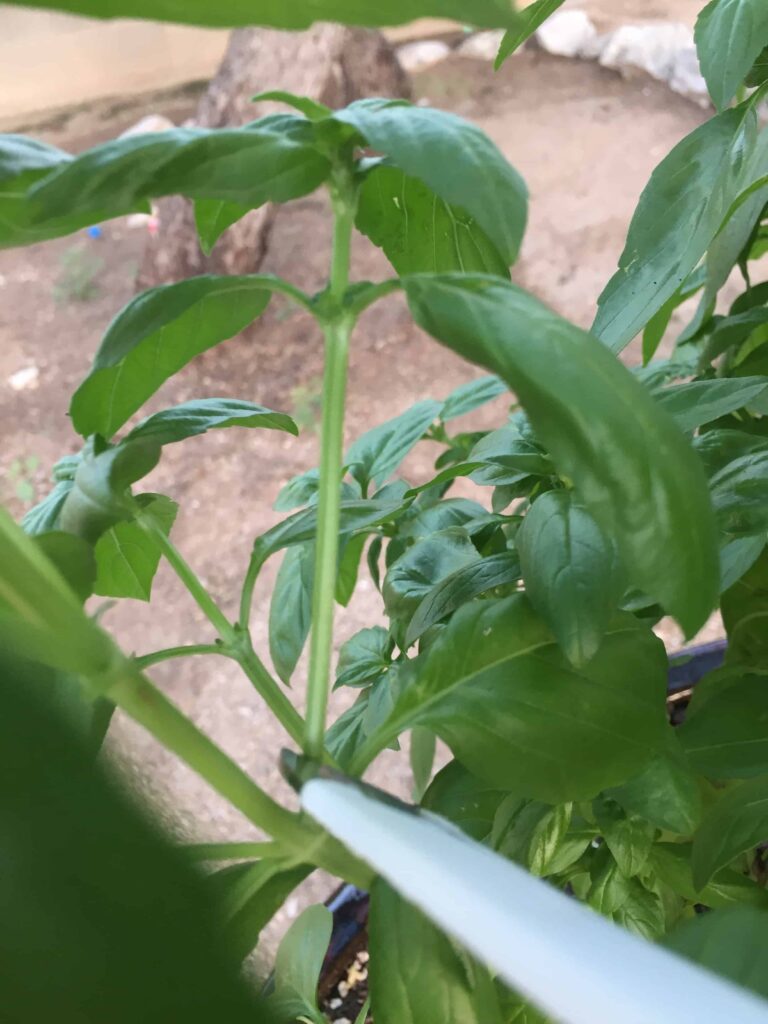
[302,777,768,1024]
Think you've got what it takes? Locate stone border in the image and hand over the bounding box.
[395,10,710,108]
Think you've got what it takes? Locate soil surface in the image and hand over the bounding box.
[0,46,725,963]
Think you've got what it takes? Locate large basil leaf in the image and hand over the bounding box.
[268,543,314,685]
[0,0,520,30]
[655,377,768,433]
[125,398,297,446]
[710,450,768,536]
[406,550,521,646]
[93,493,178,601]
[345,399,442,492]
[495,0,568,68]
[30,119,329,223]
[517,490,622,667]
[71,276,274,439]
[0,134,143,248]
[405,274,719,638]
[334,100,527,267]
[356,164,509,276]
[691,775,768,888]
[421,761,509,843]
[667,906,768,1000]
[355,595,669,803]
[680,675,768,780]
[593,103,766,351]
[368,879,504,1024]
[650,842,768,910]
[695,0,768,109]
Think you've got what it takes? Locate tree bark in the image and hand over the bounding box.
[137,26,410,289]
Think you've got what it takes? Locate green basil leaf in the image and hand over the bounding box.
[93,493,177,601]
[0,652,267,1023]
[410,726,437,802]
[441,375,507,421]
[268,543,314,685]
[194,198,254,255]
[642,267,706,363]
[251,91,333,121]
[405,273,719,638]
[666,905,768,1000]
[694,429,768,478]
[587,853,666,939]
[0,133,146,248]
[695,0,768,110]
[692,775,768,888]
[710,450,768,536]
[30,119,330,222]
[399,496,490,542]
[336,532,366,607]
[368,879,504,1024]
[0,0,520,30]
[270,904,332,1023]
[71,276,279,439]
[384,527,480,628]
[358,596,668,803]
[518,490,622,667]
[468,423,553,487]
[680,675,768,780]
[334,100,527,267]
[703,307,768,363]
[356,164,509,276]
[33,531,96,603]
[421,761,509,843]
[346,399,442,492]
[494,800,574,878]
[22,480,74,536]
[126,398,297,446]
[407,550,521,646]
[720,534,766,592]
[593,103,764,351]
[650,842,768,909]
[655,377,768,433]
[495,0,567,68]
[335,626,391,690]
[593,795,654,878]
[722,548,768,665]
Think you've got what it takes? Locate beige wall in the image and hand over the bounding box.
[0,8,458,126]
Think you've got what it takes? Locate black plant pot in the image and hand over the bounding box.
[318,639,728,1019]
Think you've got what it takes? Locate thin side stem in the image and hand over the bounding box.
[135,643,225,670]
[238,548,266,631]
[138,512,233,641]
[304,185,356,759]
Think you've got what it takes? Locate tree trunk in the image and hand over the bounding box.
[137,26,410,289]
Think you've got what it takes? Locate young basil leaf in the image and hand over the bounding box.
[355,596,669,803]
[410,726,437,802]
[125,398,297,446]
[22,480,74,536]
[0,133,146,248]
[722,548,768,665]
[710,450,768,536]
[642,267,706,364]
[0,653,271,1023]
[593,796,655,878]
[208,859,312,966]
[650,842,768,910]
[345,399,442,492]
[694,429,768,478]
[335,533,366,607]
[494,0,568,68]
[71,276,275,439]
[702,307,768,363]
[654,377,768,433]
[720,534,766,592]
[606,731,703,836]
[31,531,95,605]
[251,91,332,121]
[30,119,330,223]
[680,675,768,780]
[440,375,507,421]
[383,527,480,630]
[695,0,768,110]
[194,198,254,255]
[666,905,768,1000]
[356,164,509,277]
[0,0,520,30]
[593,102,764,351]
[269,905,332,1024]
[468,423,553,487]
[368,879,504,1024]
[421,761,509,843]
[405,274,719,639]
[334,100,527,267]
[406,549,521,647]
[494,800,574,878]
[334,626,391,690]
[269,543,314,685]
[518,490,623,667]
[398,496,490,543]
[691,775,768,889]
[93,493,177,601]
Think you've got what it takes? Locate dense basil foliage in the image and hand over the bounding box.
[4,0,768,1018]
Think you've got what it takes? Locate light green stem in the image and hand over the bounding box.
[135,643,225,669]
[304,185,356,758]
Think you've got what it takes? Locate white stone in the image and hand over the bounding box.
[8,366,39,391]
[396,39,451,74]
[536,10,598,59]
[119,113,175,138]
[601,22,690,84]
[456,30,506,62]
[670,45,710,105]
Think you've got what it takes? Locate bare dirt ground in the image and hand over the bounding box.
[0,44,719,958]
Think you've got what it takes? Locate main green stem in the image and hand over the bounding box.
[304,181,356,759]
